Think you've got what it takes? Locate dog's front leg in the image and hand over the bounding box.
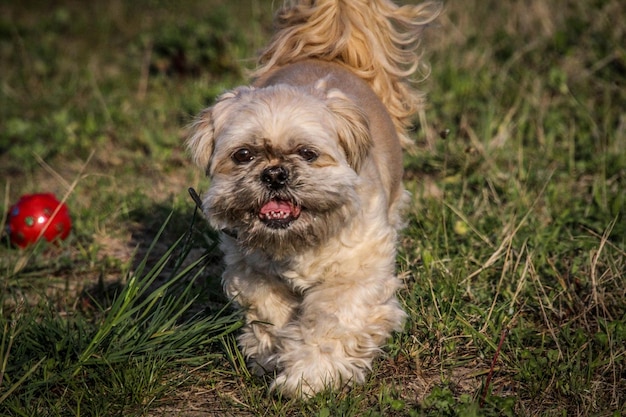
[270,279,405,398]
[222,264,301,375]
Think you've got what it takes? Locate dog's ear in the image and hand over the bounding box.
[186,86,255,174]
[323,88,373,173]
[186,107,216,173]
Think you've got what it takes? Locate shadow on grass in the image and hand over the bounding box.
[80,189,230,319]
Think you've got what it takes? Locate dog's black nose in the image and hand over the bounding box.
[261,166,289,189]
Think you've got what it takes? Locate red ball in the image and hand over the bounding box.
[6,193,72,248]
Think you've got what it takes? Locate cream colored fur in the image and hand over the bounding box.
[187,0,439,398]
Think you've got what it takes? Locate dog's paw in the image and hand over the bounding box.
[270,366,339,398]
[269,342,369,398]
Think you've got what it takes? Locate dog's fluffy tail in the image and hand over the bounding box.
[252,0,441,147]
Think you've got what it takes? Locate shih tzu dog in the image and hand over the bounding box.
[187,0,440,398]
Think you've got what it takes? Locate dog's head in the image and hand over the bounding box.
[187,83,372,258]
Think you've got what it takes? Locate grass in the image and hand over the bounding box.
[1,0,624,415]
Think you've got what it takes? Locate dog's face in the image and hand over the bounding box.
[187,84,373,258]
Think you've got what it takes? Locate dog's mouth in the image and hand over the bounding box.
[258,198,302,229]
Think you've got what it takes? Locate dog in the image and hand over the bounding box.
[187,0,440,398]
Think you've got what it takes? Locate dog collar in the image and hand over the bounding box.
[220,228,238,239]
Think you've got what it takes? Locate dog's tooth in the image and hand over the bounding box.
[261,209,294,222]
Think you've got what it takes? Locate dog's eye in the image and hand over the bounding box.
[232,148,254,164]
[297,147,318,162]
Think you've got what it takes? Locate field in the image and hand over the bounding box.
[1,0,624,415]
